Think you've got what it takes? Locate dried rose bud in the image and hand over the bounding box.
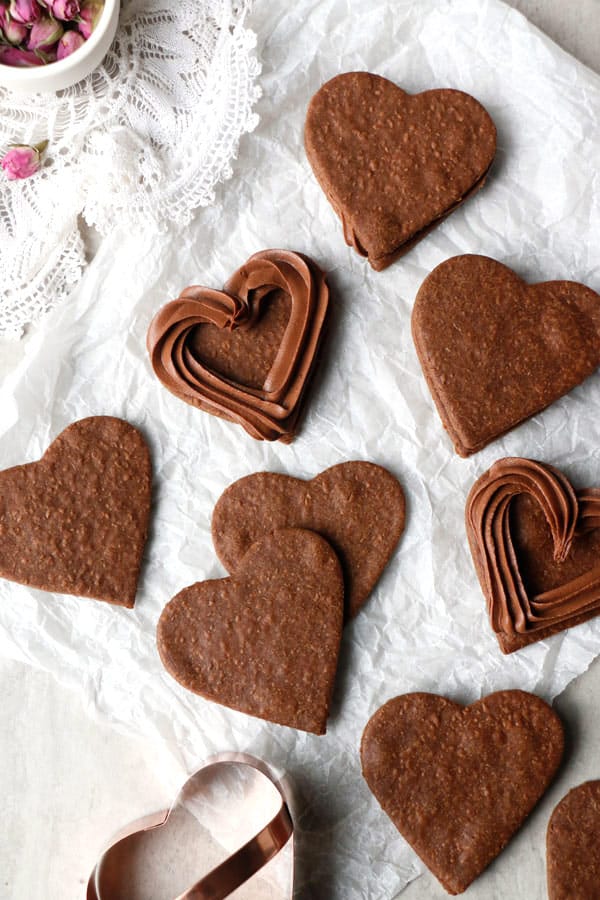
[0,45,45,66]
[1,140,48,180]
[0,7,29,43]
[76,0,103,39]
[45,0,80,21]
[8,0,41,25]
[56,28,84,60]
[27,15,64,51]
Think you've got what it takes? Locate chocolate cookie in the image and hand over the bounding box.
[412,255,600,456]
[147,250,329,443]
[305,72,496,270]
[467,457,600,653]
[361,691,564,895]
[157,528,344,734]
[547,781,600,900]
[0,417,151,607]
[211,461,405,620]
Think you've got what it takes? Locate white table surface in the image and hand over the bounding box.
[1,2,600,898]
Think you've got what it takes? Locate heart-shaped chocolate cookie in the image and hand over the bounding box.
[361,690,564,895]
[147,249,329,443]
[0,417,151,607]
[157,528,344,734]
[467,457,600,654]
[547,780,600,900]
[412,255,600,457]
[305,72,496,270]
[212,461,405,621]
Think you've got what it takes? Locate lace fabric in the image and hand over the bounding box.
[0,0,261,338]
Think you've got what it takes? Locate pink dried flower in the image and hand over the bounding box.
[1,141,48,181]
[8,0,41,25]
[76,0,102,39]
[45,0,80,20]
[0,45,45,66]
[56,28,84,59]
[0,8,29,43]
[27,14,64,51]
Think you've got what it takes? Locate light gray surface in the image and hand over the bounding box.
[1,2,600,898]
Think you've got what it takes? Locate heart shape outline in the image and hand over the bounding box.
[466,457,600,653]
[305,72,496,270]
[412,255,600,456]
[87,752,294,900]
[361,690,564,895]
[147,249,329,443]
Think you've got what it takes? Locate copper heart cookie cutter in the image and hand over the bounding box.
[87,752,294,900]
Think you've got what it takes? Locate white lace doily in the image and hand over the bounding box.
[0,0,261,339]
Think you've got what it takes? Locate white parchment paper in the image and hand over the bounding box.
[2,1,600,896]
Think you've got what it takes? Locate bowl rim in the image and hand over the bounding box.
[0,0,120,85]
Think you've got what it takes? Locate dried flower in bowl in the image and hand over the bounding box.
[0,0,105,68]
[8,0,42,26]
[0,0,118,92]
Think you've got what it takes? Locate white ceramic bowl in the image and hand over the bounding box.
[0,0,120,93]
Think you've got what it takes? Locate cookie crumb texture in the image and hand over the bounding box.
[361,691,564,895]
[0,417,152,607]
[157,528,344,735]
[305,72,496,270]
[547,780,600,900]
[412,255,600,456]
[212,461,405,620]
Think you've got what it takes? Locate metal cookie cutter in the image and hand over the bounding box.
[87,752,294,899]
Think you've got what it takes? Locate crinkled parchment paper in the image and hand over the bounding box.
[2,0,600,896]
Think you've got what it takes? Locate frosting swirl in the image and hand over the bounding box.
[466,457,600,650]
[147,250,329,442]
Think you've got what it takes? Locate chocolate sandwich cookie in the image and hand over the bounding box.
[305,72,496,270]
[147,249,330,443]
[467,457,600,653]
[157,528,344,734]
[0,416,151,607]
[361,690,564,895]
[412,254,600,457]
[212,461,405,621]
[547,781,600,900]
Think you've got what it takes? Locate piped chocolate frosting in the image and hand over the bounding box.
[466,457,600,653]
[147,250,329,442]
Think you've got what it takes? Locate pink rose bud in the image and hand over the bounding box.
[8,0,41,25]
[76,0,103,39]
[27,15,64,51]
[0,8,29,43]
[56,28,84,59]
[46,0,80,20]
[0,45,45,66]
[1,141,47,181]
